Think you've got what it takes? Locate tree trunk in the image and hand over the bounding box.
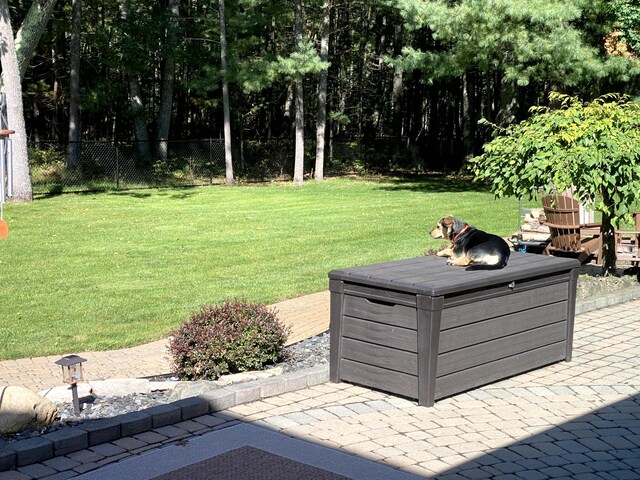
[119,0,151,162]
[128,78,151,162]
[14,0,58,81]
[292,0,304,185]
[219,0,234,185]
[156,0,180,162]
[391,23,404,163]
[0,0,32,202]
[67,0,81,169]
[314,0,330,181]
[600,193,618,276]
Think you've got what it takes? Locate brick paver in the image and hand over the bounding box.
[0,291,330,392]
[1,295,639,479]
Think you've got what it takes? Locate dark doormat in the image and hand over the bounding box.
[75,424,422,480]
[150,445,349,480]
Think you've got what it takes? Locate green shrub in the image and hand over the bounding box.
[168,300,290,380]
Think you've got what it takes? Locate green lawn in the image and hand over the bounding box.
[0,177,524,360]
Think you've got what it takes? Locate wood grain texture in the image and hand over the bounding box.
[439,302,567,353]
[342,316,417,352]
[437,322,567,376]
[339,359,418,399]
[329,252,580,296]
[341,338,417,375]
[440,285,567,330]
[435,342,566,399]
[343,294,417,328]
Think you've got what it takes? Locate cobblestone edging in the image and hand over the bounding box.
[0,366,329,472]
[575,285,640,315]
[1,286,639,473]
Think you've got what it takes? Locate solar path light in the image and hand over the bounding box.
[55,355,86,415]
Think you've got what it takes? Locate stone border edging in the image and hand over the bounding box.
[2,286,640,472]
[0,365,330,471]
[575,286,640,315]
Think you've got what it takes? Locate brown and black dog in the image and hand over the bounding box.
[430,215,510,269]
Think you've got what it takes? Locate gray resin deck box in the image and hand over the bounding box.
[329,252,580,407]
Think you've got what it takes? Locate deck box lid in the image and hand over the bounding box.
[329,252,580,296]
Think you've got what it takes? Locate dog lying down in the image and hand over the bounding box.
[430,215,510,270]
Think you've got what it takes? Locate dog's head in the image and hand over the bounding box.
[430,215,464,241]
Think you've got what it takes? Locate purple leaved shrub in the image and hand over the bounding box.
[168,300,290,380]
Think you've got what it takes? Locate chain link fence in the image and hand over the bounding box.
[29,138,436,195]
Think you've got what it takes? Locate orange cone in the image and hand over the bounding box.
[0,219,7,239]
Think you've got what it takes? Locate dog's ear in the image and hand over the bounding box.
[441,216,455,228]
[440,216,455,239]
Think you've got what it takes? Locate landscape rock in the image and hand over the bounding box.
[89,378,180,397]
[167,367,285,401]
[214,366,284,386]
[39,384,92,404]
[39,379,180,403]
[37,369,285,406]
[0,386,58,435]
[167,380,219,402]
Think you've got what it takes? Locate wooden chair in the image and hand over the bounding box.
[615,212,640,267]
[541,195,602,264]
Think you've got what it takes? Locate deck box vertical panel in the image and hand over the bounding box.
[417,295,443,407]
[329,279,345,382]
[565,267,579,361]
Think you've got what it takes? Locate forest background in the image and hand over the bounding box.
[5,0,640,195]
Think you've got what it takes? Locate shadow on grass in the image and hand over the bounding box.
[372,174,491,194]
[111,187,203,200]
[35,185,205,201]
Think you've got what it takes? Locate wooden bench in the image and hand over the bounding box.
[329,253,580,407]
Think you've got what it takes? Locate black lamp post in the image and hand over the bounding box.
[55,355,86,415]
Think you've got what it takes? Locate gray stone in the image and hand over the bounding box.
[0,446,16,471]
[172,397,209,420]
[167,380,218,402]
[0,386,58,435]
[15,462,57,478]
[143,404,181,428]
[38,384,92,403]
[89,378,179,397]
[257,377,286,398]
[10,437,54,467]
[228,383,261,404]
[281,371,308,391]
[305,365,330,386]
[118,411,153,437]
[198,388,236,411]
[214,366,284,386]
[43,427,88,455]
[78,418,121,446]
[39,379,182,403]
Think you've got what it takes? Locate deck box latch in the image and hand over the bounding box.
[508,281,516,290]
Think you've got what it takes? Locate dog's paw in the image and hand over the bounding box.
[446,258,453,265]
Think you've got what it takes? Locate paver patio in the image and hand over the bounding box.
[0,295,638,479]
